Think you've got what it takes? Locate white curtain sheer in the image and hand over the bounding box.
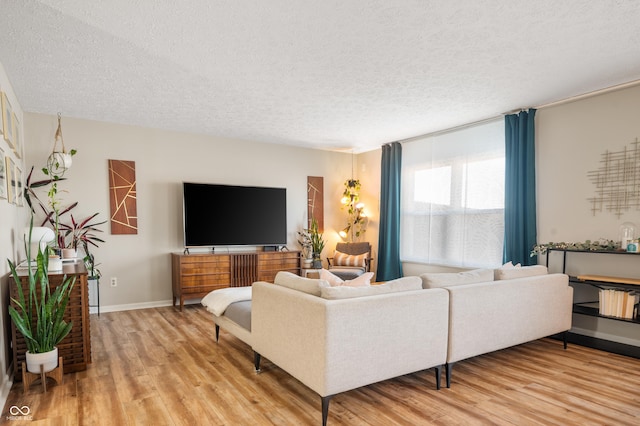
[401,119,504,268]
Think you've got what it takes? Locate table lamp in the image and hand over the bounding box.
[24,227,55,261]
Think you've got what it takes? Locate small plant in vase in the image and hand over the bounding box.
[297,227,314,268]
[309,218,325,269]
[59,212,107,259]
[8,218,76,374]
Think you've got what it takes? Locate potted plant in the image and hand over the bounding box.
[309,218,325,269]
[297,227,314,268]
[8,218,75,374]
[83,251,101,280]
[58,212,106,259]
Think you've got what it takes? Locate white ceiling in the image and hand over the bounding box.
[1,1,640,153]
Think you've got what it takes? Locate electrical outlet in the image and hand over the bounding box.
[110,277,117,287]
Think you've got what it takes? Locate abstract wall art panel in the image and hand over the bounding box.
[108,159,138,234]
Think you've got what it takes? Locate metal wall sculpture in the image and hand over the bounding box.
[588,138,640,218]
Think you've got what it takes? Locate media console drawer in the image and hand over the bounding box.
[171,251,300,311]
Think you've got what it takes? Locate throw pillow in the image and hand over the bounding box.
[319,268,344,287]
[345,272,374,287]
[319,269,373,287]
[333,250,367,268]
[494,264,548,280]
[320,276,422,300]
[273,271,330,296]
[420,268,494,289]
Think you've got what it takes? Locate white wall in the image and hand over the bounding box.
[0,60,27,411]
[537,84,640,245]
[24,113,355,310]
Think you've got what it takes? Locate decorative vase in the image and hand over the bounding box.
[26,347,58,374]
[312,255,322,269]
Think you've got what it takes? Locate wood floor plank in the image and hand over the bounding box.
[121,396,174,426]
[2,305,639,425]
[76,375,127,425]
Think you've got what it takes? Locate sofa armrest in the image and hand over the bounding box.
[251,282,449,397]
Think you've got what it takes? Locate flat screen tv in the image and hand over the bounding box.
[182,182,287,247]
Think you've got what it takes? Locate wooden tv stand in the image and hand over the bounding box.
[171,250,301,311]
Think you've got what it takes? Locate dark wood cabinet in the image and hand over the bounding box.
[172,251,301,310]
[9,262,91,380]
[257,251,301,282]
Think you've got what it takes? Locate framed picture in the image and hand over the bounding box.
[0,147,6,200]
[12,112,22,159]
[15,164,23,206]
[5,156,14,204]
[1,92,15,149]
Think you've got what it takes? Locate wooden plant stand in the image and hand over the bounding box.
[22,357,63,393]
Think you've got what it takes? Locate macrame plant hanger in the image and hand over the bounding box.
[46,113,73,178]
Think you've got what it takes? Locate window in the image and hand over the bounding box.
[401,119,504,268]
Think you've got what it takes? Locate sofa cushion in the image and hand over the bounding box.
[333,250,367,268]
[420,268,494,289]
[495,264,548,280]
[320,268,344,286]
[320,276,422,299]
[319,269,373,287]
[274,271,330,296]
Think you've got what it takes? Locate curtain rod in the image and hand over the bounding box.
[400,78,640,146]
[534,78,640,109]
[400,116,502,145]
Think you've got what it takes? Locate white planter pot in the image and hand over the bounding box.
[48,255,63,271]
[26,347,58,374]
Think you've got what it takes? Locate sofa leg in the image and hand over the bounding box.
[445,362,454,388]
[321,395,333,426]
[434,365,442,390]
[215,324,220,342]
[254,352,261,372]
[563,331,568,350]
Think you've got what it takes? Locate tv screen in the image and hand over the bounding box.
[182,182,287,247]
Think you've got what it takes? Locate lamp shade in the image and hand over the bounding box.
[339,225,351,240]
[24,227,55,259]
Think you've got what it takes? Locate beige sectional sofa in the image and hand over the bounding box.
[421,266,573,387]
[204,266,573,425]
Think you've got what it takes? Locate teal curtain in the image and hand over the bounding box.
[504,109,537,266]
[377,142,403,280]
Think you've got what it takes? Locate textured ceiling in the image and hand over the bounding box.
[1,1,640,152]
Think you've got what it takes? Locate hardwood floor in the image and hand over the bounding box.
[2,305,639,425]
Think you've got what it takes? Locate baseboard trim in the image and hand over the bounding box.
[91,299,176,314]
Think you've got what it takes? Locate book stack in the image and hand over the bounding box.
[598,288,639,319]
